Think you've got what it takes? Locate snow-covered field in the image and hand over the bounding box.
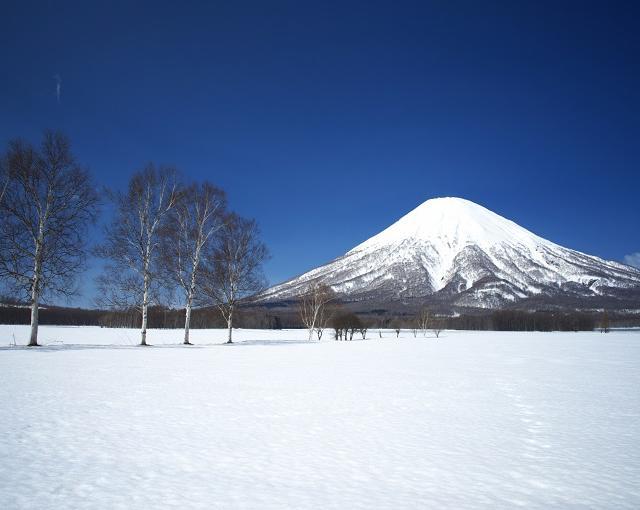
[1,326,639,509]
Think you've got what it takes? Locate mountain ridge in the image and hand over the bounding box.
[259,197,640,311]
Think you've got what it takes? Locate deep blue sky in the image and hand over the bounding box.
[2,1,639,306]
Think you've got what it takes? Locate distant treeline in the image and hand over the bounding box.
[358,310,604,332]
[489,310,596,332]
[0,304,284,330]
[1,302,637,331]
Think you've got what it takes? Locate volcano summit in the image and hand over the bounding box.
[260,198,640,311]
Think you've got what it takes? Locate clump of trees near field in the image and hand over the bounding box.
[0,131,268,346]
[298,282,335,340]
[332,311,368,340]
[410,308,443,338]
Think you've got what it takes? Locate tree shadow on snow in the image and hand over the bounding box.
[0,343,210,352]
[0,339,316,351]
[220,339,315,347]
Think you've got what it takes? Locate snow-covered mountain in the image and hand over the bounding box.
[259,197,640,310]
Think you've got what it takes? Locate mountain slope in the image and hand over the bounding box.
[259,197,640,310]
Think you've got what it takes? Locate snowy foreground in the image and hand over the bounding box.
[1,326,639,509]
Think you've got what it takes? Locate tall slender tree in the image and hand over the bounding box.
[201,214,268,344]
[0,131,99,346]
[96,165,179,345]
[162,182,226,344]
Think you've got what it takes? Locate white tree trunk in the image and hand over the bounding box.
[307,306,319,341]
[226,307,234,344]
[29,289,39,346]
[29,235,43,347]
[183,255,199,345]
[141,272,149,346]
[184,296,193,344]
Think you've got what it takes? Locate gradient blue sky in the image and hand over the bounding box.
[2,1,639,306]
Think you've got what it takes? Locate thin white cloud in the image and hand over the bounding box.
[54,74,61,103]
[623,252,640,268]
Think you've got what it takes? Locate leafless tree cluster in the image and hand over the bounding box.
[0,130,269,347]
[96,169,267,345]
[418,308,431,336]
[417,307,443,338]
[0,132,99,345]
[298,282,335,340]
[96,169,268,346]
[332,312,366,341]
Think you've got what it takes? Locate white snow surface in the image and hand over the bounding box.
[1,325,640,509]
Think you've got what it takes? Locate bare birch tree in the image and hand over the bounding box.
[200,214,268,344]
[418,307,431,336]
[298,282,335,341]
[411,318,418,337]
[315,298,336,341]
[162,182,226,344]
[0,131,99,346]
[95,165,178,346]
[431,318,443,339]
